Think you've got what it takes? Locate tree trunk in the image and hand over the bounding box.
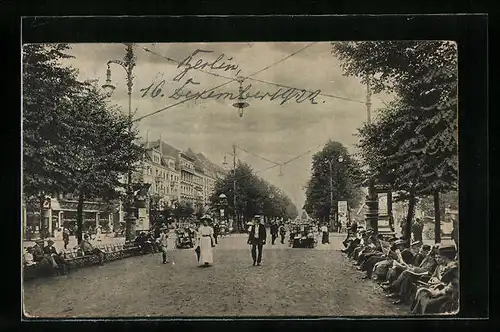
[76,192,85,244]
[434,190,441,244]
[405,191,416,242]
[39,195,45,239]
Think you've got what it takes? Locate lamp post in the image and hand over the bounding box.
[326,155,344,232]
[364,74,379,234]
[102,43,137,243]
[232,76,250,117]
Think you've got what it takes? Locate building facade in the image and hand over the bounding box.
[135,139,227,214]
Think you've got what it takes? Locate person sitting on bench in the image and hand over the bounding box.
[75,234,105,265]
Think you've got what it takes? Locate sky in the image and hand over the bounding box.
[61,42,392,210]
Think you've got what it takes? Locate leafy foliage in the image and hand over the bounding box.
[332,41,457,238]
[209,162,298,222]
[23,44,145,242]
[22,44,84,198]
[303,140,363,221]
[333,41,458,197]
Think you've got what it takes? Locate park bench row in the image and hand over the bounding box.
[23,242,145,281]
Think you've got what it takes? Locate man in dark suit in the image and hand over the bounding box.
[270,221,279,245]
[247,215,267,266]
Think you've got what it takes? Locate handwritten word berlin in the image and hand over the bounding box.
[173,49,241,82]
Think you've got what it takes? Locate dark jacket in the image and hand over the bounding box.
[270,224,279,235]
[248,223,267,244]
[413,253,425,266]
[419,255,438,274]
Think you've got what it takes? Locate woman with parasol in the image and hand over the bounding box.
[195,215,215,267]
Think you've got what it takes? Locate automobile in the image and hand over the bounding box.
[291,224,317,248]
[175,228,195,249]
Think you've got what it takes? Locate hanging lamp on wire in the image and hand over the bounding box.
[232,76,250,118]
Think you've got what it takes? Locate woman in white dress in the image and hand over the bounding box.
[196,215,215,267]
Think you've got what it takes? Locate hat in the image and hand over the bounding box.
[394,239,405,246]
[253,215,261,219]
[35,239,44,244]
[422,244,431,251]
[200,215,213,221]
[47,239,55,245]
[411,240,422,246]
[438,245,457,259]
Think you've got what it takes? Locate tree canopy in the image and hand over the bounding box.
[333,41,458,198]
[332,41,457,239]
[303,140,363,222]
[209,162,298,222]
[23,44,145,242]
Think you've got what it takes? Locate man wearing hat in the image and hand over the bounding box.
[44,239,68,274]
[383,244,433,284]
[32,239,46,263]
[157,227,170,264]
[409,241,424,266]
[247,215,267,266]
[383,245,453,305]
[410,251,459,314]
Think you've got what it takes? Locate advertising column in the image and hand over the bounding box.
[338,201,348,232]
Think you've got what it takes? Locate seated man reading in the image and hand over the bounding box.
[372,239,412,281]
[383,244,432,284]
[410,258,459,314]
[382,245,453,305]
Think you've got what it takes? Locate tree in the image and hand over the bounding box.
[304,140,363,223]
[333,41,458,240]
[209,162,297,226]
[55,86,144,243]
[22,44,86,227]
[173,201,195,221]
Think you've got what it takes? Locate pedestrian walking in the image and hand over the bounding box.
[196,215,215,267]
[213,221,220,245]
[247,215,267,266]
[279,223,287,244]
[157,227,170,264]
[62,227,70,249]
[270,221,279,245]
[95,224,103,242]
[321,223,330,244]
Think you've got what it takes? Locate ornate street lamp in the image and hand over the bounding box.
[218,193,227,223]
[102,43,137,243]
[232,76,250,118]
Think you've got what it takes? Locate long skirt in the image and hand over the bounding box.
[322,232,329,244]
[198,237,213,266]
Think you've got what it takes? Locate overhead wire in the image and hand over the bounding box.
[140,44,365,105]
[135,42,318,122]
[236,145,281,165]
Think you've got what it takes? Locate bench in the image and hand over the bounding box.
[23,242,144,281]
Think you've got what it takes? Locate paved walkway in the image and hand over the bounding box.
[23,233,409,317]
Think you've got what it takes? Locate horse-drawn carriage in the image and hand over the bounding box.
[175,222,196,249]
[290,222,317,248]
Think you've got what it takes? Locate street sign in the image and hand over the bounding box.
[338,201,348,225]
[136,208,149,231]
